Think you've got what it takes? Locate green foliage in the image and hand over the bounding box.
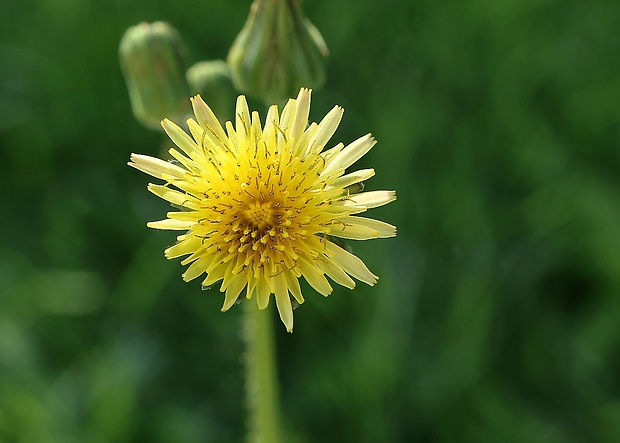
[1,0,619,441]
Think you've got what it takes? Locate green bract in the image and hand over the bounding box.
[119,21,191,129]
[227,0,329,105]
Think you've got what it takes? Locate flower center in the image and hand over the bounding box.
[243,201,277,230]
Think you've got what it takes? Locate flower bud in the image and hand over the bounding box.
[119,21,191,129]
[227,0,329,104]
[186,60,236,122]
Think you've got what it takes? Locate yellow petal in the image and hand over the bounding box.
[325,241,378,286]
[322,134,376,176]
[327,221,379,240]
[147,184,199,209]
[202,263,227,287]
[191,95,227,142]
[273,273,293,332]
[256,277,271,309]
[306,105,343,156]
[345,190,397,209]
[221,273,247,311]
[299,258,333,296]
[162,119,200,156]
[235,95,251,139]
[319,258,356,289]
[290,88,311,143]
[165,237,203,259]
[341,216,397,238]
[182,255,214,281]
[128,153,186,180]
[147,219,194,230]
[329,168,375,189]
[284,271,304,304]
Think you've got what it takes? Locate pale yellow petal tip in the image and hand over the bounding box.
[160,117,173,130]
[381,225,397,238]
[220,298,237,312]
[219,276,242,311]
[279,307,294,332]
[190,94,206,107]
[283,97,295,110]
[191,94,214,119]
[298,87,312,95]
[296,87,312,102]
[363,274,379,287]
[128,152,145,166]
[181,268,200,282]
[235,94,249,111]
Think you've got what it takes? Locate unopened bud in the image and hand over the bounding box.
[119,21,191,129]
[227,0,329,104]
[186,60,236,122]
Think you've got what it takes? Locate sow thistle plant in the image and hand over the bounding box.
[121,1,396,441]
[128,88,396,332]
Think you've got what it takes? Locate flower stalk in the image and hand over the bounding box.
[242,301,283,443]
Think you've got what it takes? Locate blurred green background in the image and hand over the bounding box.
[1,0,619,442]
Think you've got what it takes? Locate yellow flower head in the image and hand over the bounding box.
[129,88,396,332]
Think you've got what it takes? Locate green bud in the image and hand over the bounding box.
[227,0,329,105]
[186,60,236,122]
[119,21,191,129]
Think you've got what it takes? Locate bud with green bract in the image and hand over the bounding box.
[227,0,329,105]
[187,60,237,122]
[119,21,191,130]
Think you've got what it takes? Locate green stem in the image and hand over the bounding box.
[242,301,283,443]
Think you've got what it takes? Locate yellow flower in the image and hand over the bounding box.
[129,88,396,332]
